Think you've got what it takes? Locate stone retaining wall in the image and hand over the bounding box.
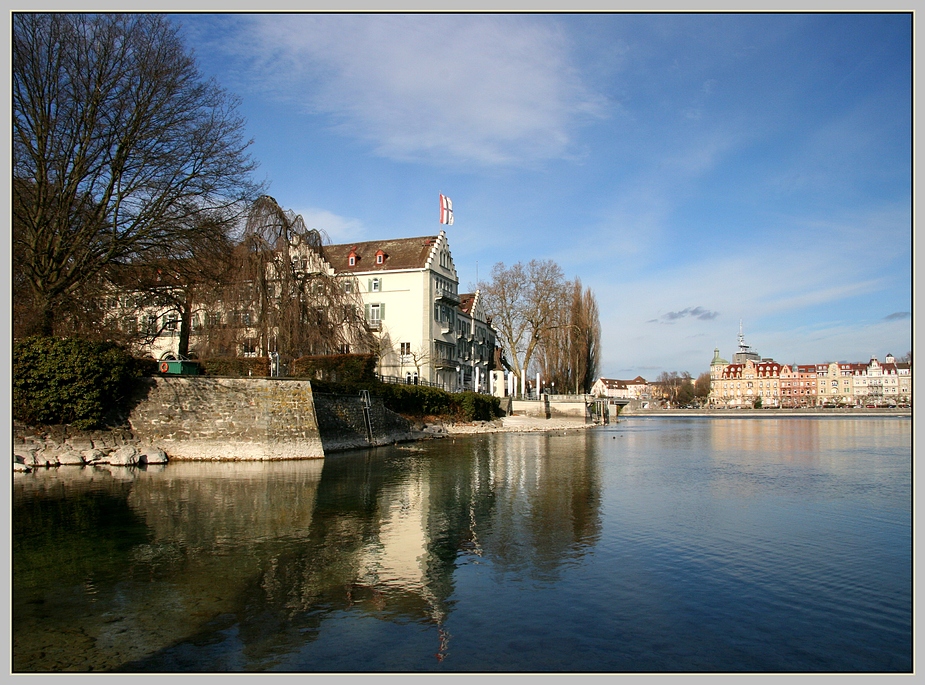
[312,393,418,452]
[511,396,592,422]
[128,377,325,460]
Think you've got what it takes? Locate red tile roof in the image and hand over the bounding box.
[322,236,439,273]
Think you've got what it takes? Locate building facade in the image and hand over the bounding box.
[108,229,496,392]
[709,350,911,408]
[591,376,650,400]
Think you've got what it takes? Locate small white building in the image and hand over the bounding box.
[591,376,649,400]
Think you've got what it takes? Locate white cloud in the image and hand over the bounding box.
[292,207,365,244]
[209,14,606,166]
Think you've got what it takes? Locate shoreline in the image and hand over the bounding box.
[620,408,912,418]
[445,415,599,434]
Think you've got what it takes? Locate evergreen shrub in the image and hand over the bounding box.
[13,336,140,429]
[199,357,269,377]
[456,391,502,422]
[133,356,161,376]
[301,375,502,422]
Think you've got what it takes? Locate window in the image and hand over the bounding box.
[400,342,411,356]
[376,253,384,264]
[370,278,380,292]
[344,281,353,294]
[366,303,383,326]
[340,344,350,354]
[349,255,356,266]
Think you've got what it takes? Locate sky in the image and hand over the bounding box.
[173,12,912,380]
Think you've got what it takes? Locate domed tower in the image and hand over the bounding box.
[709,347,730,407]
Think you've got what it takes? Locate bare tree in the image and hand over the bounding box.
[101,222,238,357]
[694,372,712,405]
[207,196,377,364]
[401,343,432,383]
[12,14,261,337]
[655,371,695,407]
[477,259,566,382]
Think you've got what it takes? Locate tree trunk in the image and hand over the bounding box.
[178,303,192,358]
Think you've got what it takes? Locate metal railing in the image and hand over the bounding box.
[376,374,446,389]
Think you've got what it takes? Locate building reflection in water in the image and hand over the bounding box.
[13,433,603,671]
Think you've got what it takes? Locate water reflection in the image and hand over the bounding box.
[12,419,910,672]
[13,434,602,672]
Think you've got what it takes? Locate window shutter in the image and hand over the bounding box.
[378,277,383,290]
[380,303,385,319]
[368,279,372,292]
[365,303,370,321]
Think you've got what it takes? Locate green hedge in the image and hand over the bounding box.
[309,378,501,422]
[13,336,140,429]
[199,357,269,377]
[134,356,161,376]
[289,353,378,383]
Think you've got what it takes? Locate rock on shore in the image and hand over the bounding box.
[12,423,168,472]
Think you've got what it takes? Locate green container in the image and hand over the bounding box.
[159,360,200,375]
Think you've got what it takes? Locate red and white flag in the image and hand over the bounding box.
[439,194,454,225]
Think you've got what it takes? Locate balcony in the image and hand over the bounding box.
[434,288,460,305]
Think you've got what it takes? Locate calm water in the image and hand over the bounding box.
[12,417,912,673]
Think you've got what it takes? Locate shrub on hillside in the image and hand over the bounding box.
[13,336,140,429]
[303,376,502,422]
[456,391,502,422]
[379,383,455,417]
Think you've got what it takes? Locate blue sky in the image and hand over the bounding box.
[175,12,912,380]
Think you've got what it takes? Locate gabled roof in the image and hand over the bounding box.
[595,377,646,388]
[459,293,476,315]
[322,235,439,273]
[594,378,624,389]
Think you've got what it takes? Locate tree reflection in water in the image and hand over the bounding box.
[13,432,603,672]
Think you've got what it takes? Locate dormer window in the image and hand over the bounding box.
[348,247,358,267]
[375,249,386,265]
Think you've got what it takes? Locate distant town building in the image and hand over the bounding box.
[707,329,911,409]
[591,376,649,400]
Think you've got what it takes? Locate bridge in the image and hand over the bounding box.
[507,394,629,424]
